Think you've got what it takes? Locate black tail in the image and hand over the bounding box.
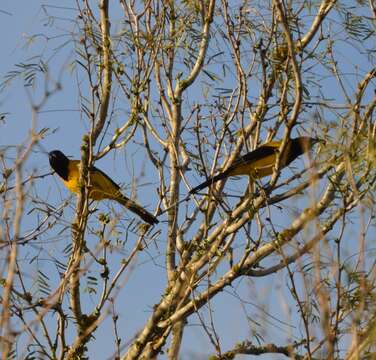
[189,171,229,194]
[117,195,159,225]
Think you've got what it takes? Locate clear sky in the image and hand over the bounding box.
[1,1,374,359]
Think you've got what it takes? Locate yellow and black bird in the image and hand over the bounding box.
[189,136,317,194]
[49,150,158,225]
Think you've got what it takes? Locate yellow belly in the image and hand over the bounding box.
[63,163,121,201]
[63,164,80,194]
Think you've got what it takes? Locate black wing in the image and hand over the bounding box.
[189,144,280,194]
[228,145,278,170]
[90,166,121,191]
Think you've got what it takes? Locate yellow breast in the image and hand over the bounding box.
[62,161,122,202]
[63,161,81,194]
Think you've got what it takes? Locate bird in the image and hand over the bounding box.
[189,136,318,194]
[48,150,159,225]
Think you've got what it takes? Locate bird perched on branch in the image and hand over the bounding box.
[49,150,158,225]
[189,136,318,194]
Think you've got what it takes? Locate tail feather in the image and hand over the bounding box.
[189,171,229,194]
[116,195,158,225]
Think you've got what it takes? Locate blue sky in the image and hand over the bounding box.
[1,1,375,359]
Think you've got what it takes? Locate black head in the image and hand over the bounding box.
[49,150,69,180]
[283,137,319,166]
[293,136,319,153]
